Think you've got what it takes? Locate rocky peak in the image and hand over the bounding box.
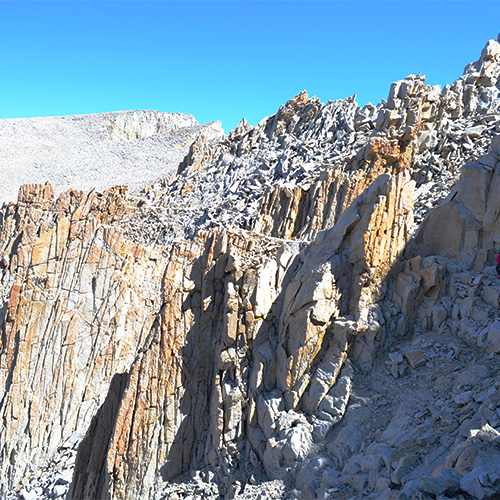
[465,37,500,84]
[107,110,200,141]
[3,36,500,500]
[17,183,54,206]
[232,117,252,137]
[132,57,493,247]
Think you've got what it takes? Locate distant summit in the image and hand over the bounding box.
[0,110,223,204]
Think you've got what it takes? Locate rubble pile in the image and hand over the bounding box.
[123,37,500,246]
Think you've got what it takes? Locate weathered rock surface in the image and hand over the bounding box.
[2,36,500,500]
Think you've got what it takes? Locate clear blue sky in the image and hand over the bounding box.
[0,1,499,132]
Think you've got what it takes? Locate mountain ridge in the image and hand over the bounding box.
[1,36,500,500]
[0,109,224,205]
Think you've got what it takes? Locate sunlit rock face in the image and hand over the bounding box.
[2,37,500,500]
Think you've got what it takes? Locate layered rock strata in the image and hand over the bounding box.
[0,185,166,496]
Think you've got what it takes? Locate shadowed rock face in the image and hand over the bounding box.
[2,37,500,500]
[64,163,413,500]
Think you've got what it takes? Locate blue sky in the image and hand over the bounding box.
[0,1,499,132]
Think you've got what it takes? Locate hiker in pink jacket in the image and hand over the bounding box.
[496,251,500,278]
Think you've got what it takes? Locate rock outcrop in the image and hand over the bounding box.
[2,36,500,500]
[124,38,500,247]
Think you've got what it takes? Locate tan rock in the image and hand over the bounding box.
[404,350,426,368]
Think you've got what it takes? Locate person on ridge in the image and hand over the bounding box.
[496,251,500,279]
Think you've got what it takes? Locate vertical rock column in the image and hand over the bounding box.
[0,186,165,496]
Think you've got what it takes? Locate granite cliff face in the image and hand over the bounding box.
[2,37,500,500]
